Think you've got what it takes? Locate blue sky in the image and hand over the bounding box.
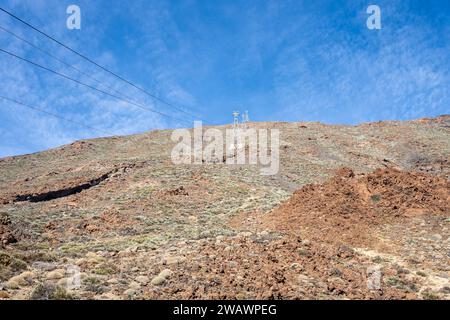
[0,0,449,157]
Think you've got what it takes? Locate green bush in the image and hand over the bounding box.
[31,283,73,300]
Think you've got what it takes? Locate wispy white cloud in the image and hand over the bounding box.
[271,2,450,124]
[0,0,448,157]
[0,0,195,157]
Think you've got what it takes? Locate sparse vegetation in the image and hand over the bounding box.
[31,283,73,300]
[0,118,449,299]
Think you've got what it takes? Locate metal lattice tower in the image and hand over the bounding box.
[233,111,240,133]
[242,110,249,129]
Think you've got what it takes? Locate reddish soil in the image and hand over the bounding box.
[1,117,449,300]
[140,235,415,300]
[261,168,450,246]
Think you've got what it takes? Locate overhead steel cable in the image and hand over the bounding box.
[0,95,114,136]
[0,47,192,126]
[0,25,199,123]
[0,7,207,122]
[0,25,177,115]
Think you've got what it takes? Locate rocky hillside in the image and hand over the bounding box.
[0,116,449,300]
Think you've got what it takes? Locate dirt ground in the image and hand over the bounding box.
[260,167,449,246]
[0,116,449,300]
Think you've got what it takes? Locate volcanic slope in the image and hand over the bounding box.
[0,116,449,299]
